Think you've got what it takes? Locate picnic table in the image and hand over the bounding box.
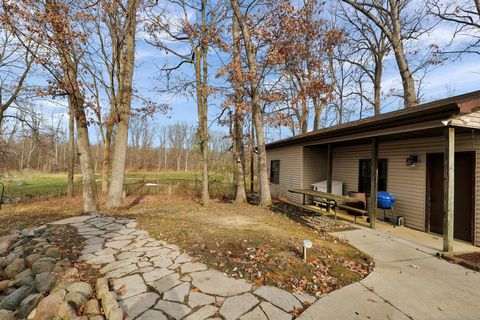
[287,188,367,221]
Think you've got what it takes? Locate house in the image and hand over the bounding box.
[266,90,480,251]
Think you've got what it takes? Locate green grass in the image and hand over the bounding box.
[0,170,230,199]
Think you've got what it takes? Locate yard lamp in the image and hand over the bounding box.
[303,240,312,262]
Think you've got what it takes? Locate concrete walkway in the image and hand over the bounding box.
[66,216,317,320]
[298,227,480,320]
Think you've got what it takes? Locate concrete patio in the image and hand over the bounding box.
[298,225,480,320]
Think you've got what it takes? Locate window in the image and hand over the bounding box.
[270,160,280,184]
[358,159,388,193]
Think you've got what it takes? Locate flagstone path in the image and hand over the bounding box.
[65,215,317,320]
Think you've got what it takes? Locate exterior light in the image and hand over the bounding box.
[303,240,312,262]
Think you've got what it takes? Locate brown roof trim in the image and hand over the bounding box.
[266,90,480,149]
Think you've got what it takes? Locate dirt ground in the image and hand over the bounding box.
[1,193,373,296]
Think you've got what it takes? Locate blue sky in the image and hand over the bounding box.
[27,2,480,145]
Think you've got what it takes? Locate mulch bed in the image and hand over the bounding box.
[441,251,480,272]
[49,224,101,285]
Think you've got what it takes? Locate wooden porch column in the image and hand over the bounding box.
[443,127,455,252]
[326,144,333,193]
[369,137,378,229]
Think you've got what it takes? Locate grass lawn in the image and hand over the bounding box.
[1,191,373,297]
[0,171,230,199]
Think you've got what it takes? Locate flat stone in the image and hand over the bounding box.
[184,305,218,320]
[163,282,190,302]
[117,251,144,260]
[143,268,174,283]
[240,306,268,320]
[191,270,251,297]
[254,286,302,312]
[34,272,56,293]
[155,300,192,320]
[4,258,25,278]
[149,273,181,293]
[260,302,292,320]
[105,240,131,250]
[144,248,171,258]
[62,267,79,279]
[84,237,104,246]
[82,244,103,254]
[119,292,159,319]
[188,291,216,308]
[122,240,148,251]
[220,293,259,320]
[152,258,173,268]
[100,258,137,274]
[175,252,192,263]
[107,264,138,279]
[86,254,115,265]
[29,291,63,320]
[118,228,136,235]
[94,247,117,256]
[113,274,147,300]
[180,262,207,274]
[67,281,93,298]
[138,261,152,268]
[293,293,316,305]
[13,268,32,285]
[137,310,167,320]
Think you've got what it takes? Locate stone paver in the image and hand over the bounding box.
[155,300,192,319]
[69,215,318,319]
[254,286,302,312]
[191,269,251,296]
[219,293,259,320]
[240,306,268,320]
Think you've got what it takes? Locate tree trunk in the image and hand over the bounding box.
[107,0,138,209]
[67,103,75,197]
[389,0,417,108]
[231,0,271,206]
[197,0,210,206]
[101,125,112,193]
[232,13,247,204]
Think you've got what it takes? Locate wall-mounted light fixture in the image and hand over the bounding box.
[406,154,419,167]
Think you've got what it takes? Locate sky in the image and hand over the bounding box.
[16,1,480,145]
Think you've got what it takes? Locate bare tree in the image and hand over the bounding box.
[341,0,425,108]
[231,0,271,206]
[107,0,140,208]
[0,29,35,132]
[426,0,480,56]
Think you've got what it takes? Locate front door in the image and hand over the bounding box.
[426,152,474,242]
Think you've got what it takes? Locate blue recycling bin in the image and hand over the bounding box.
[377,191,395,209]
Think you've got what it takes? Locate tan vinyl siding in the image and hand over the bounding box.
[326,134,480,241]
[266,144,303,202]
[267,130,480,245]
[303,146,327,188]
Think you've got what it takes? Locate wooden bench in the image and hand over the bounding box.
[287,188,365,222]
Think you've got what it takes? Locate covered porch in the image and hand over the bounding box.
[301,124,478,252]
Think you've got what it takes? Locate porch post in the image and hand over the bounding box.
[443,127,455,252]
[326,144,333,193]
[369,137,378,229]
